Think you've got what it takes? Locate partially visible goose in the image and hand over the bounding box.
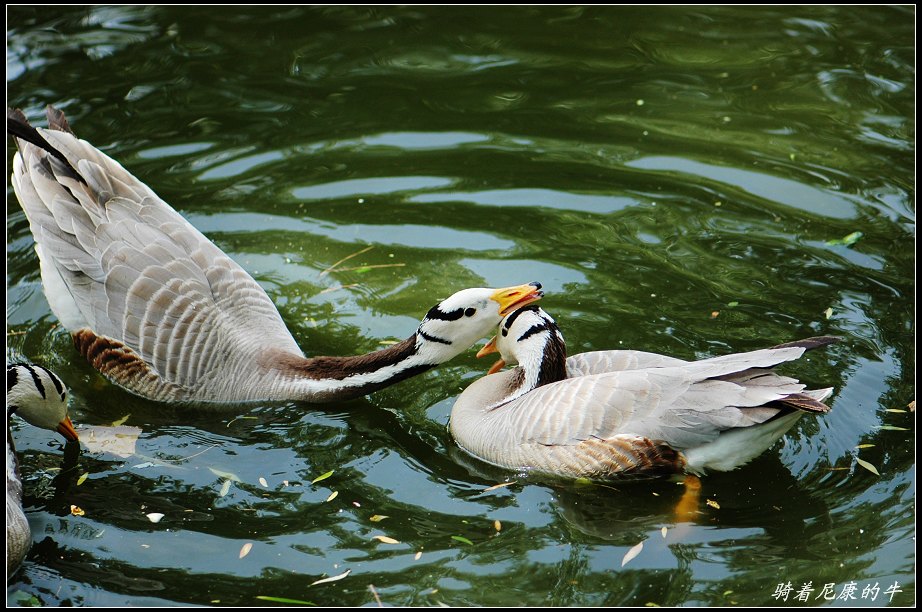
[449,306,840,479]
[7,106,543,405]
[7,363,79,577]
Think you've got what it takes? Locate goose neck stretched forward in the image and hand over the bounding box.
[8,106,543,405]
[450,306,840,480]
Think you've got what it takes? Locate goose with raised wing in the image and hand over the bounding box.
[7,363,79,577]
[449,306,839,479]
[7,106,543,405]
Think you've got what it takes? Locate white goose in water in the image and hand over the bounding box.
[7,106,543,405]
[450,306,839,479]
[7,363,79,576]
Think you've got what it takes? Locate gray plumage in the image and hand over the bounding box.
[450,307,838,479]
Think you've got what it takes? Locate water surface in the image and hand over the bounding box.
[6,6,915,607]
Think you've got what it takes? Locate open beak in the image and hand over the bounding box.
[56,416,79,442]
[476,336,506,374]
[490,281,543,317]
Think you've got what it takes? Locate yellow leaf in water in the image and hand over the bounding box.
[706,499,721,509]
[824,307,834,319]
[310,569,351,586]
[372,535,400,544]
[855,458,880,476]
[239,542,253,559]
[312,470,334,484]
[77,472,89,486]
[369,515,389,522]
[109,414,131,427]
[70,505,85,516]
[621,541,643,567]
[326,491,338,502]
[856,444,875,449]
[494,520,502,532]
[483,481,516,492]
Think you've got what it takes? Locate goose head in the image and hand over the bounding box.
[414,282,543,364]
[477,305,567,386]
[7,364,79,442]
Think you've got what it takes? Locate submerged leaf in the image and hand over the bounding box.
[310,569,351,586]
[208,467,242,482]
[451,535,474,546]
[219,479,232,497]
[369,515,389,523]
[825,231,863,246]
[77,472,89,486]
[81,425,142,458]
[621,541,644,567]
[325,491,338,502]
[706,499,721,510]
[483,481,516,492]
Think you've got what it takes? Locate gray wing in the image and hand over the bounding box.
[11,123,303,397]
[566,350,688,377]
[499,346,813,451]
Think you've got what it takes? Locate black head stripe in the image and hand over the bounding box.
[503,304,542,331]
[24,364,47,400]
[35,364,66,400]
[517,322,552,343]
[425,305,465,322]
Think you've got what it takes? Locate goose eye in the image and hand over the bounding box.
[464,308,476,317]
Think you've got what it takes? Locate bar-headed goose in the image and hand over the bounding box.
[7,106,543,404]
[7,363,79,576]
[449,306,840,479]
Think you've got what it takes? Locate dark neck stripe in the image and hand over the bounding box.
[517,322,552,343]
[419,330,453,346]
[7,365,19,394]
[503,304,541,331]
[34,364,65,400]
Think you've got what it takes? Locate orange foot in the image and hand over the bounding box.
[674,474,702,522]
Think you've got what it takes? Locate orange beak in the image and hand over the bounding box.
[490,282,543,317]
[56,416,79,442]
[476,336,506,374]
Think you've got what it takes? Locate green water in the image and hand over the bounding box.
[6,6,914,607]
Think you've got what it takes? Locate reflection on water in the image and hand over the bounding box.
[6,5,914,607]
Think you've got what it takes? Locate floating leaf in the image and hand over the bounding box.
[219,479,232,497]
[77,472,89,486]
[310,569,351,586]
[483,481,516,492]
[727,301,739,307]
[621,541,644,567]
[70,505,85,516]
[208,467,242,482]
[877,425,909,431]
[414,551,422,560]
[239,542,253,558]
[885,409,907,413]
[255,596,315,606]
[494,520,502,532]
[312,470,334,484]
[259,477,268,488]
[146,513,165,523]
[80,425,142,458]
[325,491,338,502]
[706,499,721,510]
[372,535,399,544]
[369,515,389,523]
[824,307,834,319]
[710,311,720,319]
[855,458,880,476]
[825,231,863,246]
[856,444,875,449]
[661,526,667,538]
[451,535,473,546]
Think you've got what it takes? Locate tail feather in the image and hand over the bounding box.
[7,106,85,183]
[770,336,841,351]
